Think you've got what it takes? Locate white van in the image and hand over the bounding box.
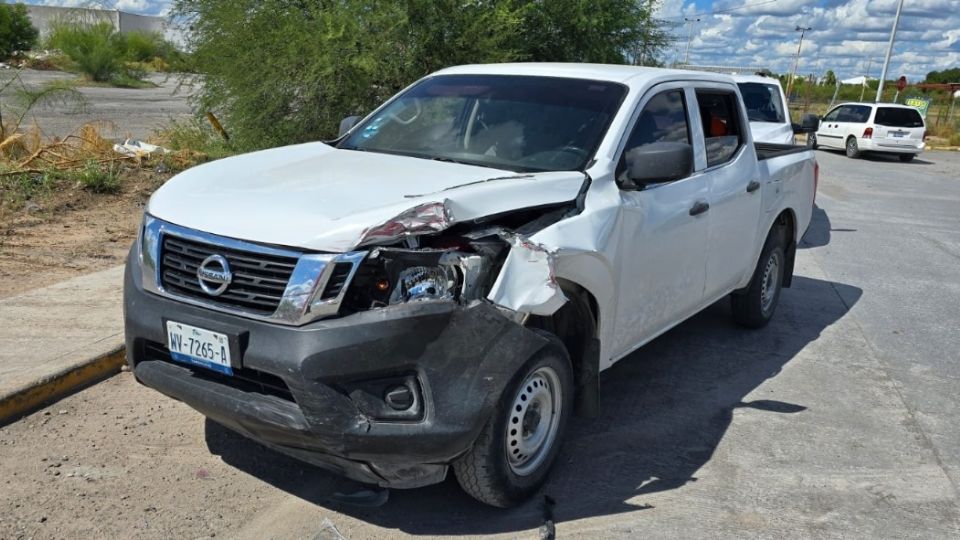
[809,102,925,162]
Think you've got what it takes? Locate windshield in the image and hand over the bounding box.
[339,75,627,172]
[737,82,786,123]
[875,107,924,128]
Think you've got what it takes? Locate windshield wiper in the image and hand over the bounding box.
[430,156,480,166]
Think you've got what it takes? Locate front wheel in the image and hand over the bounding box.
[731,228,786,329]
[453,342,573,507]
[806,132,818,149]
[898,153,915,162]
[845,136,861,158]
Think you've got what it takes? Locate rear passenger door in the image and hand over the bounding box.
[693,87,762,300]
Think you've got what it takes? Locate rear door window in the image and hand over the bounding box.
[838,105,871,123]
[695,90,744,168]
[875,107,924,127]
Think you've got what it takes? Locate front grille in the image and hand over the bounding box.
[144,342,295,402]
[160,235,298,315]
[319,263,353,300]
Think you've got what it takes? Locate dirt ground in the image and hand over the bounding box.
[0,168,169,299]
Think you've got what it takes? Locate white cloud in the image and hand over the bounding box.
[667,0,960,80]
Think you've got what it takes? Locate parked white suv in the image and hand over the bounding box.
[809,102,925,162]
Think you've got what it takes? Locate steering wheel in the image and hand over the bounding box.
[387,98,422,125]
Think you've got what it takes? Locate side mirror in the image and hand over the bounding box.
[795,113,820,134]
[338,115,361,137]
[621,142,693,189]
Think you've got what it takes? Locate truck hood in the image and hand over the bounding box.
[147,142,587,252]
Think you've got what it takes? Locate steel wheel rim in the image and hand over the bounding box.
[847,138,856,153]
[505,366,562,476]
[760,252,781,314]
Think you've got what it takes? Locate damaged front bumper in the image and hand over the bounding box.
[124,249,551,488]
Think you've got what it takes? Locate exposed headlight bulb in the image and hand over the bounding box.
[389,265,459,303]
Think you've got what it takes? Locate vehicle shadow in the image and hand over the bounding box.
[206,275,861,535]
[799,203,831,248]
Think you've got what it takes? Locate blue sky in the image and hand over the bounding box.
[21,0,960,81]
[655,0,960,80]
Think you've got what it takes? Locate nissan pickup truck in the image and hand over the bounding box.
[124,63,818,508]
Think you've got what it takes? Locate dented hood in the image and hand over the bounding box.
[148,142,586,252]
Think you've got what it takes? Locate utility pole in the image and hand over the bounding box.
[876,0,905,103]
[684,17,700,64]
[785,25,813,103]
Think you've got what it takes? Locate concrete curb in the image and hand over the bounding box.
[0,346,126,426]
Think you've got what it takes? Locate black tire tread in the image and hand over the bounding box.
[732,226,785,329]
[451,414,511,507]
[453,336,572,508]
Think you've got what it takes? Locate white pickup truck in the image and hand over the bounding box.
[733,73,796,144]
[125,63,817,507]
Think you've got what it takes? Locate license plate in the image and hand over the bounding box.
[166,321,233,375]
[891,131,906,138]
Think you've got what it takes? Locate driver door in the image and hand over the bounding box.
[611,85,710,357]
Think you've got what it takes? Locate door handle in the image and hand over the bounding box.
[689,200,710,216]
[746,180,761,193]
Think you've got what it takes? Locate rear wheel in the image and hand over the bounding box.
[453,341,573,507]
[845,136,861,158]
[806,132,818,149]
[898,153,915,162]
[731,226,786,329]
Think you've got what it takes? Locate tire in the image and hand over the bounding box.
[731,226,786,329]
[845,136,861,158]
[806,132,818,149]
[453,339,574,508]
[898,153,915,162]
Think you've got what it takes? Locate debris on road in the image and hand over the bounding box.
[113,139,170,159]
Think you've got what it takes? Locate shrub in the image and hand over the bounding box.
[172,0,670,150]
[73,161,121,194]
[46,22,123,82]
[0,3,37,59]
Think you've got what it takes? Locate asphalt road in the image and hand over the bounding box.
[2,150,960,539]
[1,69,194,141]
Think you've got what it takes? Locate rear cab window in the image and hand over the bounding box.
[695,90,744,167]
[737,83,785,124]
[875,107,924,128]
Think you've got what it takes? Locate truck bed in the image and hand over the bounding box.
[755,142,809,161]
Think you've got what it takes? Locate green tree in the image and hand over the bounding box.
[0,3,38,60]
[824,69,836,86]
[924,68,960,84]
[173,0,670,150]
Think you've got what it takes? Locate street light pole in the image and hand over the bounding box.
[876,0,905,103]
[785,25,813,103]
[684,17,700,64]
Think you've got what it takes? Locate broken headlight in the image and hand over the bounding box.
[343,249,490,312]
[389,265,459,304]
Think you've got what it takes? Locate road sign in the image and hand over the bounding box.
[896,76,907,91]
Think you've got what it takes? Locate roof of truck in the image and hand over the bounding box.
[434,63,734,87]
[731,73,784,86]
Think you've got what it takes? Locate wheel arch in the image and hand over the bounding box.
[525,279,601,417]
